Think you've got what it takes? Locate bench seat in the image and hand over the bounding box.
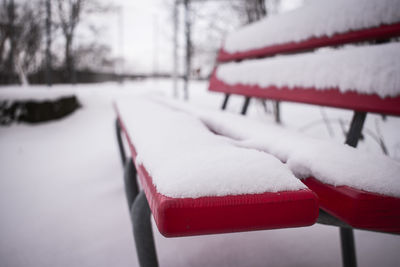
[211,43,400,115]
[115,98,319,237]
[303,178,400,234]
[219,0,400,61]
[117,1,400,265]
[165,101,400,233]
[136,161,318,237]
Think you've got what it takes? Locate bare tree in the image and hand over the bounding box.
[0,0,43,84]
[55,0,115,83]
[230,0,268,24]
[186,0,278,77]
[0,0,17,83]
[189,1,241,76]
[56,0,83,83]
[45,0,52,86]
[74,42,115,72]
[16,2,43,75]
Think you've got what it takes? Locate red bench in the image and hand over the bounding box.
[116,103,318,238]
[115,1,400,267]
[209,32,400,238]
[303,178,400,234]
[218,22,400,62]
[115,98,319,267]
[207,2,400,267]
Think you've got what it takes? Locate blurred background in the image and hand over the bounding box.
[0,0,303,86]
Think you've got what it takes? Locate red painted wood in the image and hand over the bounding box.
[115,109,319,237]
[136,162,318,237]
[209,72,400,116]
[218,23,400,62]
[303,178,400,234]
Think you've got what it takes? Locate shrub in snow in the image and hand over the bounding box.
[0,95,80,125]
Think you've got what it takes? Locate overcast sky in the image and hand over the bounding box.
[95,0,304,74]
[95,0,172,74]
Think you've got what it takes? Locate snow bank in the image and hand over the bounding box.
[116,98,305,198]
[223,0,400,53]
[217,43,400,98]
[160,99,400,198]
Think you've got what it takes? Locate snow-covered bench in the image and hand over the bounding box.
[213,0,400,116]
[175,102,400,234]
[114,95,400,267]
[115,1,400,266]
[218,0,400,62]
[208,1,400,266]
[211,43,400,116]
[115,98,319,266]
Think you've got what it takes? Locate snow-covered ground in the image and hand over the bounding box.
[1,79,399,267]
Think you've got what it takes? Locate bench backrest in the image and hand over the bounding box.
[209,0,400,116]
[218,23,400,62]
[218,0,400,62]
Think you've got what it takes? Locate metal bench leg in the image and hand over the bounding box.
[338,111,366,267]
[117,117,156,266]
[131,192,159,267]
[115,118,127,167]
[345,111,367,147]
[340,228,357,267]
[241,97,251,115]
[124,158,139,209]
[221,93,230,110]
[273,101,281,124]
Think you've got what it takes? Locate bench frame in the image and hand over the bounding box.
[211,65,400,267]
[116,119,159,267]
[216,22,400,123]
[114,19,400,267]
[208,21,400,267]
[114,109,376,267]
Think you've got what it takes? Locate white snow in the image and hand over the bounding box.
[0,87,138,267]
[117,97,305,198]
[223,0,400,53]
[161,98,400,197]
[217,42,400,98]
[0,86,75,100]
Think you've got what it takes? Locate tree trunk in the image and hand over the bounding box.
[45,0,52,86]
[7,0,16,84]
[65,34,76,84]
[245,0,267,23]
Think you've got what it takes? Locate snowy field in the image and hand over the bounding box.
[1,79,400,267]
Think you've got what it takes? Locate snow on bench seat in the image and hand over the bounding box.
[165,100,400,233]
[219,0,400,61]
[115,98,318,237]
[210,43,400,115]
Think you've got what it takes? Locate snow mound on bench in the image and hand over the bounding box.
[217,42,400,98]
[223,0,400,53]
[116,98,305,198]
[163,99,400,198]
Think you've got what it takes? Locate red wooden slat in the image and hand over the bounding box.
[303,178,400,234]
[115,107,319,237]
[136,162,318,237]
[209,72,400,116]
[218,23,400,62]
